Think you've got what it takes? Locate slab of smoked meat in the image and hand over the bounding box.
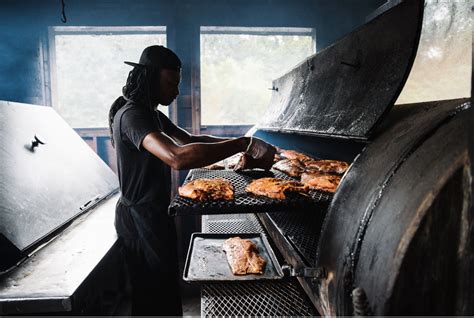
[300,172,342,193]
[245,177,309,199]
[222,237,266,275]
[279,149,314,162]
[178,178,234,201]
[272,159,305,177]
[304,159,349,175]
[205,153,243,170]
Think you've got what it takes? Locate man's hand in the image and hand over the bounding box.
[234,138,276,171]
[245,137,275,160]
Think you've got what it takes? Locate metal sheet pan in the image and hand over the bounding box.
[183,233,284,282]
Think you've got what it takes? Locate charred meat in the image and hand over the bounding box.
[245,177,309,199]
[300,171,342,193]
[178,178,234,201]
[272,159,305,177]
[222,237,266,275]
[279,149,314,162]
[205,153,243,170]
[304,159,349,174]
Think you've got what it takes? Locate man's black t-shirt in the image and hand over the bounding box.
[112,101,182,314]
[113,101,171,205]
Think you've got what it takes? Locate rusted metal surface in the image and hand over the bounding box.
[257,0,423,140]
[315,98,470,315]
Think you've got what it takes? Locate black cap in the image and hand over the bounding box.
[124,45,181,71]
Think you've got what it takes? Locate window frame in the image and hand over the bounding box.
[46,26,175,128]
[197,26,316,134]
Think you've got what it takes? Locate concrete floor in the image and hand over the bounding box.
[114,280,201,316]
[181,281,201,317]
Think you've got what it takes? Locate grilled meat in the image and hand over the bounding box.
[178,178,234,201]
[272,159,305,177]
[280,149,314,162]
[273,153,283,163]
[301,171,341,193]
[304,159,349,174]
[222,237,266,275]
[205,153,243,170]
[245,177,309,199]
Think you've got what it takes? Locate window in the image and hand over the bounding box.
[200,27,316,126]
[49,26,167,128]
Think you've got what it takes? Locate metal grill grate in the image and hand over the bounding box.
[268,211,326,265]
[169,169,331,216]
[200,214,316,316]
[201,279,317,316]
[202,214,265,234]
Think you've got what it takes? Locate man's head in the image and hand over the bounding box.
[156,68,180,106]
[124,45,181,106]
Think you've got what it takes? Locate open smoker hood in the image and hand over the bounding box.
[257,0,423,140]
[0,101,118,271]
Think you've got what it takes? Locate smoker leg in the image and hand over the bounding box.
[352,287,372,316]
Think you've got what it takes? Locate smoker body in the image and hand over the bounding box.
[255,98,470,315]
[0,101,122,314]
[198,0,472,315]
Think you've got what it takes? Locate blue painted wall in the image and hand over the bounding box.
[0,0,385,263]
[0,0,384,107]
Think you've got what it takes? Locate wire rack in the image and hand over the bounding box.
[267,211,326,266]
[201,279,316,316]
[200,213,317,316]
[202,214,265,234]
[169,168,331,216]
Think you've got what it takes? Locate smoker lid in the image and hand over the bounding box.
[257,0,424,140]
[0,101,118,253]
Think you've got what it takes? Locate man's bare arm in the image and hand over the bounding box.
[142,131,249,170]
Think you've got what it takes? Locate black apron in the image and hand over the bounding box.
[113,105,182,315]
[115,196,182,316]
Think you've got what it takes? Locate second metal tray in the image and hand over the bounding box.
[183,233,284,282]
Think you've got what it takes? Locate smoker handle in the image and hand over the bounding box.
[281,264,327,279]
[31,134,46,149]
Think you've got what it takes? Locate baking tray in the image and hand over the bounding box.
[168,169,332,216]
[183,232,284,282]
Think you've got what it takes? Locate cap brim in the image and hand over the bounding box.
[124,61,143,67]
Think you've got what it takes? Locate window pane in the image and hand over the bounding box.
[201,29,315,125]
[53,30,167,128]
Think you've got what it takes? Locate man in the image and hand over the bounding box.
[108,45,275,315]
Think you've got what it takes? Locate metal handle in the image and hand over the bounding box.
[352,287,372,316]
[31,134,46,150]
[281,264,327,279]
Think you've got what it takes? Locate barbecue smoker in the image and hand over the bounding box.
[176,0,472,316]
[0,101,122,314]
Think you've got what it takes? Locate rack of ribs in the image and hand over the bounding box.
[272,159,305,177]
[301,172,342,193]
[222,237,266,275]
[204,153,243,170]
[178,178,234,201]
[304,159,349,174]
[279,149,314,162]
[245,177,309,199]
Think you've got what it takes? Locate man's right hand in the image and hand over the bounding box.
[235,137,276,171]
[245,137,276,161]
